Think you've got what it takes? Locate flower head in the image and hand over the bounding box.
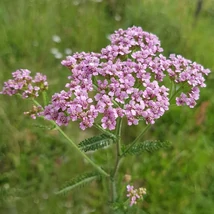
[44,27,174,130]
[0,69,48,98]
[24,105,43,119]
[166,54,210,108]
[1,27,210,129]
[126,184,147,206]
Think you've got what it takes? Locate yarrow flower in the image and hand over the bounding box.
[1,27,210,129]
[126,184,147,206]
[0,69,48,98]
[41,26,210,130]
[166,54,210,108]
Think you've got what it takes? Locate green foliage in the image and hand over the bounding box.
[0,0,213,213]
[78,134,116,152]
[124,140,172,155]
[55,172,101,196]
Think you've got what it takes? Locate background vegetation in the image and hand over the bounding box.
[0,0,213,213]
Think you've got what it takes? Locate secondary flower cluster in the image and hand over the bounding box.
[0,69,48,98]
[126,184,147,206]
[166,54,210,108]
[1,27,210,130]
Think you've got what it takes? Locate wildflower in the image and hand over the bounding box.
[0,69,48,98]
[166,54,210,108]
[52,35,61,43]
[126,185,147,206]
[41,26,210,130]
[1,27,210,130]
[44,27,170,129]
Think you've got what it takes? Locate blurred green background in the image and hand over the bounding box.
[0,0,214,213]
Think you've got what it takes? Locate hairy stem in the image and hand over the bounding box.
[42,91,48,106]
[121,124,151,157]
[55,125,110,177]
[110,118,123,203]
[32,99,110,177]
[121,84,185,157]
[169,84,185,103]
[93,123,117,139]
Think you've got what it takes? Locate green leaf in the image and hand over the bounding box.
[124,140,171,155]
[55,172,101,195]
[78,134,116,152]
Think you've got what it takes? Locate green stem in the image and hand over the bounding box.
[55,125,110,177]
[116,118,123,156]
[121,124,151,157]
[32,99,110,177]
[93,123,117,139]
[42,91,48,106]
[33,99,42,107]
[121,84,185,157]
[169,84,185,103]
[169,80,174,99]
[110,118,123,202]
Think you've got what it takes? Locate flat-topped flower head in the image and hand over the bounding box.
[166,54,211,108]
[1,69,48,98]
[1,27,210,129]
[42,27,174,130]
[41,26,211,130]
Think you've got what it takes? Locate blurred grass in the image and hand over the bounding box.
[0,0,214,213]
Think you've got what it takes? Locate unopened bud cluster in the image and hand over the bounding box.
[24,105,43,119]
[126,184,147,206]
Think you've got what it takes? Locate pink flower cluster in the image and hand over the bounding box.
[166,54,210,108]
[126,184,146,206]
[1,27,210,130]
[42,27,172,129]
[0,69,48,98]
[42,26,209,130]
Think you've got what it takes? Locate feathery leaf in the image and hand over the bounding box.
[55,172,101,195]
[124,140,171,155]
[78,134,116,152]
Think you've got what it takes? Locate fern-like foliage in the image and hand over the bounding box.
[55,172,101,195]
[124,140,171,156]
[78,134,116,152]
